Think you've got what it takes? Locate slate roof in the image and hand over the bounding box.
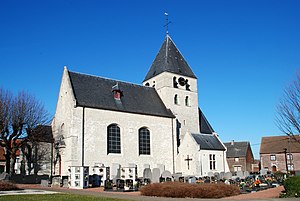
[223,141,250,158]
[191,133,226,151]
[144,34,197,81]
[199,108,215,134]
[28,125,54,143]
[260,135,300,154]
[68,71,175,118]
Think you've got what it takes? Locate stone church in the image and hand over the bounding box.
[52,34,229,181]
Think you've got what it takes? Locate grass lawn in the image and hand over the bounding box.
[0,194,131,201]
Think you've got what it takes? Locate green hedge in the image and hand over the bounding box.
[283,175,300,197]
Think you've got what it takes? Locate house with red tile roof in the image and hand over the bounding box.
[260,135,300,173]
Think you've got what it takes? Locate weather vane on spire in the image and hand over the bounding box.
[164,12,171,35]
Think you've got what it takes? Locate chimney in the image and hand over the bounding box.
[231,140,234,146]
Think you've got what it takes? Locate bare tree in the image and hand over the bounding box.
[0,88,49,174]
[276,74,300,140]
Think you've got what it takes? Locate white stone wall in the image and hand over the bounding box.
[52,67,80,175]
[143,72,200,140]
[199,149,228,176]
[177,133,199,176]
[178,133,229,177]
[82,107,175,177]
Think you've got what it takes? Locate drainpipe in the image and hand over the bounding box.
[50,141,53,184]
[171,118,175,174]
[82,107,85,167]
[223,150,225,172]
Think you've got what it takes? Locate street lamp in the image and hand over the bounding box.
[284,148,288,173]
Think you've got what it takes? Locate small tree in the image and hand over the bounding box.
[0,88,49,174]
[276,74,300,140]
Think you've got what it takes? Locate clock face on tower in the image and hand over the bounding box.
[178,77,186,86]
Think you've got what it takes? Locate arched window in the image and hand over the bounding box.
[174,94,178,105]
[139,127,150,155]
[173,76,178,88]
[185,96,189,106]
[107,124,121,154]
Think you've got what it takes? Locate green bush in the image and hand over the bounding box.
[140,182,240,198]
[282,175,300,197]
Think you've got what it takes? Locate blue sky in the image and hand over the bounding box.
[1,0,299,158]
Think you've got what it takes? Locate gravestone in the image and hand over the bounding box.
[161,170,172,178]
[112,163,120,180]
[62,178,69,187]
[236,171,244,178]
[52,177,61,187]
[260,168,268,175]
[40,179,49,187]
[143,168,152,180]
[214,172,220,180]
[116,179,125,191]
[219,172,225,180]
[125,179,133,191]
[244,171,250,178]
[172,172,182,181]
[188,176,196,183]
[104,179,113,191]
[152,168,161,183]
[157,164,165,173]
[224,172,232,180]
[208,171,214,177]
[179,177,184,183]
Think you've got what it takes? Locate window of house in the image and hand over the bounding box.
[209,154,216,170]
[270,155,276,161]
[185,96,189,106]
[234,157,239,162]
[174,94,178,105]
[234,166,242,172]
[287,154,293,161]
[288,164,294,171]
[139,127,150,155]
[107,124,121,154]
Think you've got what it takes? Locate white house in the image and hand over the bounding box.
[52,34,229,181]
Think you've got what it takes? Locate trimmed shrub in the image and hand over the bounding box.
[140,182,240,198]
[282,175,300,197]
[0,180,20,191]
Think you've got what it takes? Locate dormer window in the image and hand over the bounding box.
[112,83,123,100]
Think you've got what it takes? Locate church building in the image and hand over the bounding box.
[52,34,229,182]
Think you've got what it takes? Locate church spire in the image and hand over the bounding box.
[143,34,197,82]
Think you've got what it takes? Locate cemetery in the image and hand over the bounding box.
[60,163,285,198]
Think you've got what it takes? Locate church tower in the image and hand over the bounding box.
[143,34,200,147]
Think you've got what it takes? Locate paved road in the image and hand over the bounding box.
[0,189,58,196]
